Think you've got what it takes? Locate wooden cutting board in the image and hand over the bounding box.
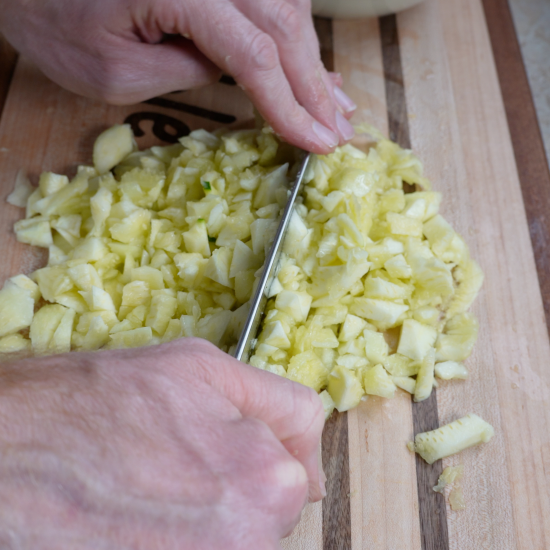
[1,0,549,549]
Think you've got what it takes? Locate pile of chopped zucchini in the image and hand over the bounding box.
[1,124,484,423]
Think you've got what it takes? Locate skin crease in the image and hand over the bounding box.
[0,338,326,549]
[0,1,351,546]
[0,0,356,154]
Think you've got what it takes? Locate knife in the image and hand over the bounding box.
[233,152,311,362]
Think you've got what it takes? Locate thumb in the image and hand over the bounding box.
[180,338,327,502]
[95,35,222,105]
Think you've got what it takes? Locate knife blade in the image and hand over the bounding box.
[233,151,311,362]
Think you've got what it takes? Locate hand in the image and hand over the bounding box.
[0,0,356,153]
[0,338,325,549]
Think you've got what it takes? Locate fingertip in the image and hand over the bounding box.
[320,467,327,498]
[312,120,339,151]
[336,111,355,143]
[270,117,339,155]
[334,86,357,114]
[307,448,327,503]
[305,465,326,503]
[308,479,326,503]
[313,76,356,144]
[328,72,344,87]
[313,448,327,502]
[273,459,309,491]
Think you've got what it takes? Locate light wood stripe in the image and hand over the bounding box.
[280,502,323,550]
[1,3,549,548]
[313,19,353,550]
[332,16,421,550]
[399,0,550,548]
[481,0,550,334]
[379,13,449,550]
[398,2,517,547]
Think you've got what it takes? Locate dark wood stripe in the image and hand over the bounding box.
[322,411,351,550]
[379,14,450,550]
[0,36,17,118]
[314,17,335,73]
[411,393,449,550]
[314,16,351,550]
[379,16,411,149]
[481,0,550,335]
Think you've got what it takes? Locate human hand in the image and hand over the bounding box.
[0,0,356,154]
[0,338,325,549]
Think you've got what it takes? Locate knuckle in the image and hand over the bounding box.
[92,59,126,105]
[173,336,221,367]
[89,37,140,105]
[241,417,308,498]
[128,337,216,384]
[164,337,224,381]
[271,3,302,41]
[264,458,309,503]
[181,336,218,356]
[240,419,308,505]
[245,32,280,75]
[294,384,325,429]
[290,0,313,13]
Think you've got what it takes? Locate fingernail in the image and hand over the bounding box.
[336,111,355,141]
[319,469,327,498]
[334,86,356,113]
[312,121,339,149]
[317,447,327,498]
[274,460,308,489]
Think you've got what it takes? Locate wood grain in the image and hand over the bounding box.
[313,18,353,550]
[481,0,550,336]
[281,502,323,550]
[0,2,549,549]
[398,2,518,547]
[399,1,550,548]
[441,1,550,545]
[314,17,335,73]
[379,15,410,149]
[412,394,449,550]
[333,17,421,550]
[322,412,351,550]
[379,14,448,550]
[0,58,254,285]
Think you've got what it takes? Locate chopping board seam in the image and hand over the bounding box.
[314,17,353,550]
[380,13,450,550]
[481,0,550,344]
[478,3,550,543]
[0,4,549,548]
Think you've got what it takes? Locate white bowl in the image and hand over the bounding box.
[312,0,424,18]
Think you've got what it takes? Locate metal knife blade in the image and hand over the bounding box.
[233,152,311,362]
